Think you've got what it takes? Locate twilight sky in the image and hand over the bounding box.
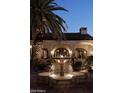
[55,0,93,35]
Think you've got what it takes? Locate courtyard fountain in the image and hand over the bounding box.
[38,47,90,88]
[49,55,74,80]
[38,55,89,87]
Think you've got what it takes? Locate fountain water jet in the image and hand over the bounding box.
[49,56,73,79]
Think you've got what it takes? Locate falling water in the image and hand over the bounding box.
[49,60,73,77]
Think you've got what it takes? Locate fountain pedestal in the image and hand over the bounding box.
[58,58,67,76]
[60,63,64,76]
[53,56,71,77]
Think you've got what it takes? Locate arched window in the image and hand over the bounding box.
[75,48,87,58]
[54,48,69,58]
[42,48,48,59]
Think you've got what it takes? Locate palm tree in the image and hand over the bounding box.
[30,0,68,41]
[30,0,68,61]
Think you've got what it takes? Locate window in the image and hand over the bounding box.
[75,48,87,58]
[42,48,48,59]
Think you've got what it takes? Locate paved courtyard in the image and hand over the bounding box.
[30,72,93,93]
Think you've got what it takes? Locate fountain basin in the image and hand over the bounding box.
[38,72,86,79]
[49,74,73,80]
[38,72,87,85]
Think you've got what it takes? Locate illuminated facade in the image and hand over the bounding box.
[30,27,93,62]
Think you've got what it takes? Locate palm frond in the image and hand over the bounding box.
[30,0,68,42]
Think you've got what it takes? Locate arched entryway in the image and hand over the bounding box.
[54,48,69,58]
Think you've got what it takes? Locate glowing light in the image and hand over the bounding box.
[68,49,72,55]
[84,51,86,54]
[66,74,73,78]
[80,69,88,73]
[60,55,64,58]
[50,74,56,78]
[58,60,60,63]
[64,60,66,63]
[51,50,54,55]
[30,45,32,49]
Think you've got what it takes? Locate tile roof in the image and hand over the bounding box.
[33,33,93,41]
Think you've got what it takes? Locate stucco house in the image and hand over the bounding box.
[30,27,93,64]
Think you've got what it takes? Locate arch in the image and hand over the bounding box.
[50,44,72,58]
[75,48,88,58]
[54,48,69,58]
